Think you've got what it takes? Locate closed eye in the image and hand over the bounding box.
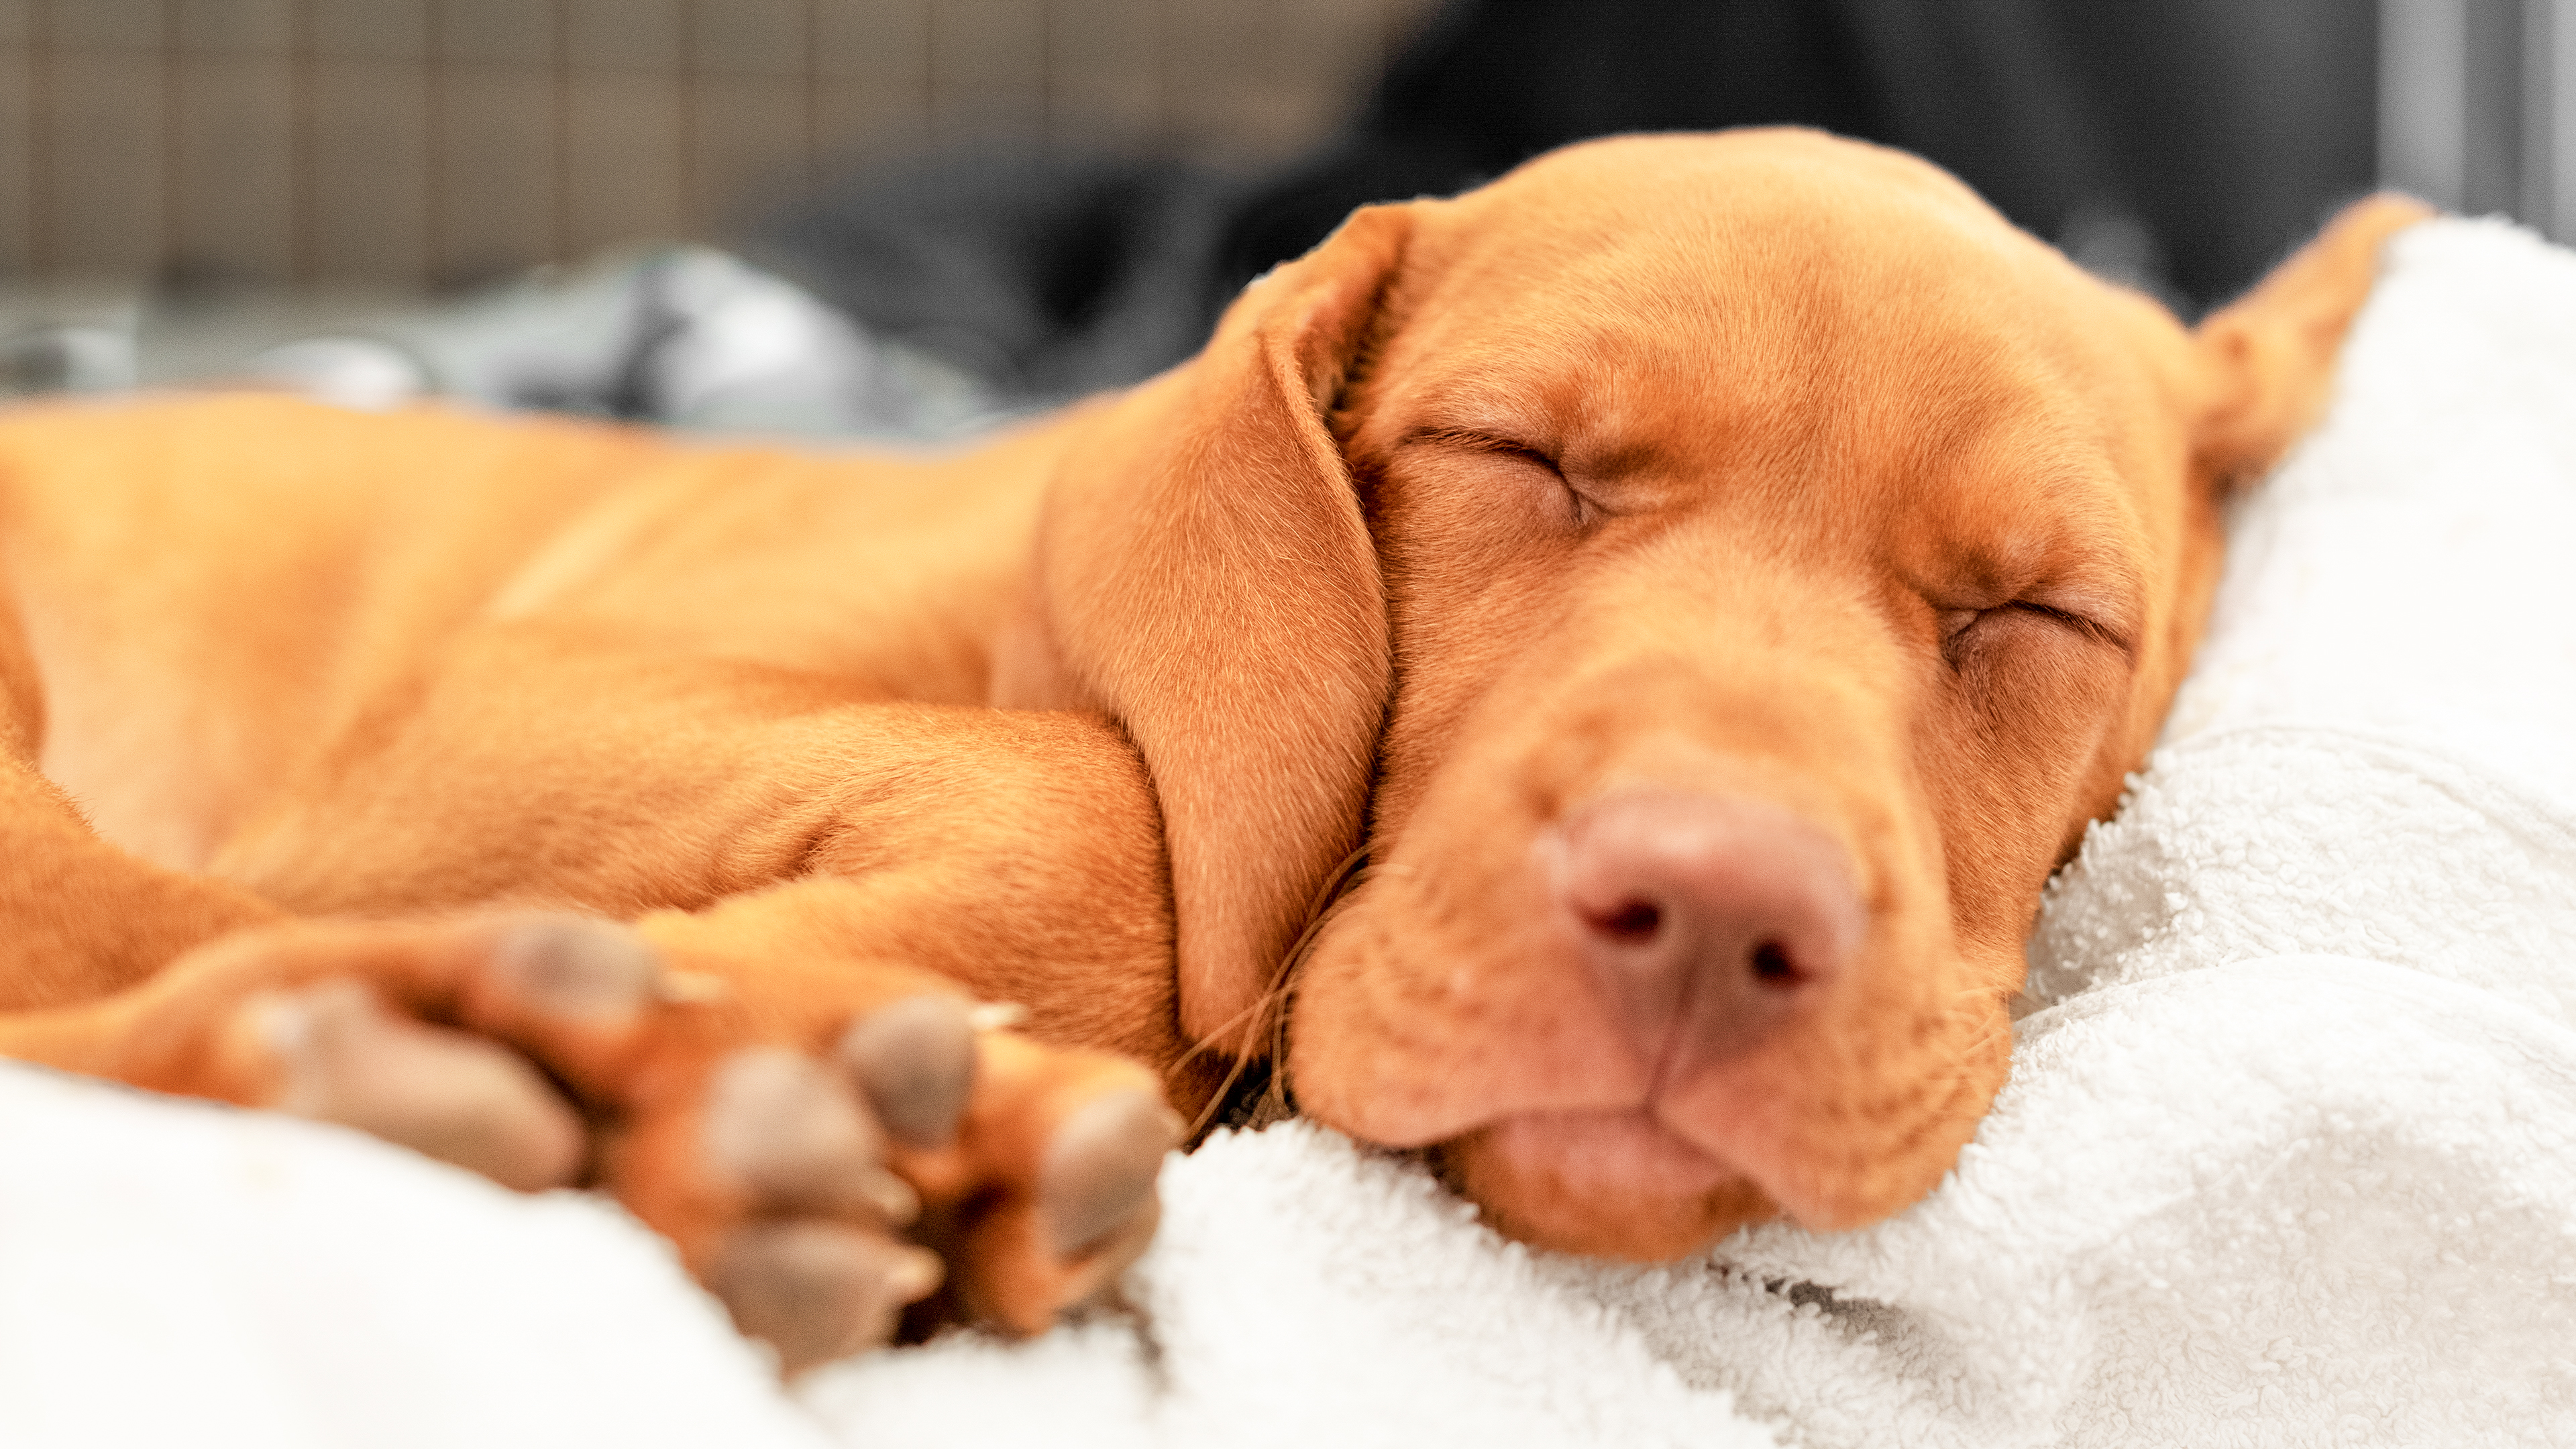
[1941,601,2135,667]
[1401,427,1599,527]
[2013,601,2131,654]
[1407,426,1556,470]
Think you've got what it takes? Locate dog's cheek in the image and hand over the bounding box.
[1279,902,1425,1140]
[1927,619,2129,957]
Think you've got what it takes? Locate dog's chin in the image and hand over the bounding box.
[1436,1109,1781,1260]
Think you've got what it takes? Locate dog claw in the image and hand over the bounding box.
[485,914,663,1026]
[710,1222,944,1375]
[168,918,1176,1361]
[254,979,586,1192]
[702,1046,918,1224]
[837,996,977,1149]
[1040,1087,1181,1260]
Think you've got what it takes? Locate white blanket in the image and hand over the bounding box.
[5,216,2573,1448]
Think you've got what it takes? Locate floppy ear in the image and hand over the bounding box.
[1030,205,1413,1049]
[2194,193,2436,484]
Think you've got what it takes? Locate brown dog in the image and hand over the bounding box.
[0,131,2421,1366]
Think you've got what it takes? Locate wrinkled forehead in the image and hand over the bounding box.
[1420,130,2068,309]
[1401,147,2093,396]
[1364,138,2180,515]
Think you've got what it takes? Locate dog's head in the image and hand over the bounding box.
[1020,131,2426,1256]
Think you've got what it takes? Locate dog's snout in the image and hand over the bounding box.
[1550,791,1864,1075]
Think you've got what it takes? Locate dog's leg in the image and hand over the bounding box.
[0,912,1175,1379]
[0,603,603,1198]
[0,586,285,1014]
[0,757,290,1013]
[1,625,1195,1364]
[625,878,1190,1340]
[3,908,1167,1366]
[204,623,1199,1070]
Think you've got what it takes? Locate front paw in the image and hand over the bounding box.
[109,913,1179,1373]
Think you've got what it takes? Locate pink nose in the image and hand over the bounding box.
[1548,791,1864,1079]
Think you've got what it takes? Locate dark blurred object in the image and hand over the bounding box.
[1234,0,2377,315]
[766,0,2379,411]
[1212,0,1890,307]
[763,152,1248,407]
[0,325,136,396]
[1224,0,2384,318]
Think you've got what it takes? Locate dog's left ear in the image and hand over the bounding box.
[2193,193,2436,485]
[1028,205,1414,1049]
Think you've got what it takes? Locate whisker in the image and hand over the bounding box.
[1175,844,1372,1140]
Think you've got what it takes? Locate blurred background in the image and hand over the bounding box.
[0,0,2567,435]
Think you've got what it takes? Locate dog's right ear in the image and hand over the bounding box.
[1020,205,1415,1051]
[2192,193,2436,487]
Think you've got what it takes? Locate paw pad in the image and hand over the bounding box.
[709,1221,943,1374]
[254,979,585,1192]
[702,1046,917,1223]
[485,914,662,1026]
[837,995,977,1149]
[1040,1087,1181,1260]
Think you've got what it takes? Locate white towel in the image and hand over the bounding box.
[4,215,2572,1448]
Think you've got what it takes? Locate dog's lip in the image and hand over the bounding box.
[1475,1104,1742,1201]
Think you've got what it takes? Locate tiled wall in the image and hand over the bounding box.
[0,0,1434,287]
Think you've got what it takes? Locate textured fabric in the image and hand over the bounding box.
[0,1069,828,1449]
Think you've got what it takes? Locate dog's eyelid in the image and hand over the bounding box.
[2010,600,2137,657]
[1393,423,1627,531]
[1941,599,2136,663]
[1400,425,1563,471]
[1933,596,2133,669]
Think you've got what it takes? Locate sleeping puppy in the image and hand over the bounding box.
[0,130,2424,1366]
[1258,138,2422,1254]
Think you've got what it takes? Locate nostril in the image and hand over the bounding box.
[1587,898,1663,943]
[1549,790,1865,1073]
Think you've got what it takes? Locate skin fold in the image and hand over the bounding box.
[0,131,2426,1360]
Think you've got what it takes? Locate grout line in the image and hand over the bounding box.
[290,0,315,284]
[804,0,820,191]
[159,0,180,279]
[551,0,570,263]
[679,0,698,239]
[27,0,52,276]
[425,0,445,286]
[923,0,938,152]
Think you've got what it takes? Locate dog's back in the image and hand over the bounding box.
[0,395,1073,888]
